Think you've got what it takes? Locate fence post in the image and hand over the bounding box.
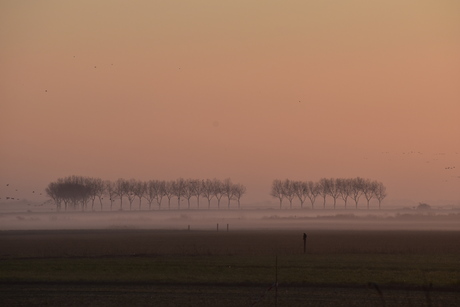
[303,233,307,254]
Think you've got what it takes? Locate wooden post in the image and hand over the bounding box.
[217,223,219,232]
[227,224,229,232]
[188,225,190,231]
[303,233,307,254]
[275,256,278,307]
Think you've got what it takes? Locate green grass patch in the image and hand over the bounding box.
[1,253,459,287]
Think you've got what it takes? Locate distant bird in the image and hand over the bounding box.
[45,90,47,92]
[94,66,97,68]
[32,191,35,193]
[6,184,9,186]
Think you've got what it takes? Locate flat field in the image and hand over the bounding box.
[1,229,459,306]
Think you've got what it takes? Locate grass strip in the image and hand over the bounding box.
[1,254,459,287]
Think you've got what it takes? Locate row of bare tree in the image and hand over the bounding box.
[270,178,387,209]
[46,176,246,211]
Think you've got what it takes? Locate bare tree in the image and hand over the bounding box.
[87,178,98,211]
[201,179,215,209]
[45,175,249,213]
[105,180,117,211]
[374,181,387,209]
[283,179,296,209]
[114,178,128,210]
[45,182,62,211]
[337,178,352,209]
[126,179,138,210]
[222,178,235,209]
[86,177,105,211]
[306,181,319,209]
[172,178,186,210]
[154,180,166,210]
[190,179,202,209]
[293,181,308,209]
[350,177,365,209]
[183,179,195,209]
[318,178,329,209]
[232,183,246,209]
[362,179,378,209]
[144,180,157,210]
[213,179,225,209]
[164,181,174,210]
[326,178,341,209]
[270,179,284,209]
[132,180,146,210]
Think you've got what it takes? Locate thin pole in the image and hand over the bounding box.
[303,233,307,254]
[275,256,278,307]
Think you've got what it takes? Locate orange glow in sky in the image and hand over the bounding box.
[1,1,459,206]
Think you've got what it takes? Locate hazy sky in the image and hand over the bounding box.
[1,0,459,206]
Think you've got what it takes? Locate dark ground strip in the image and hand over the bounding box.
[1,283,459,307]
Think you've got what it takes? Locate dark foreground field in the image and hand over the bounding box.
[1,229,459,306]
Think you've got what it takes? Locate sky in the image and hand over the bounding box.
[1,0,459,207]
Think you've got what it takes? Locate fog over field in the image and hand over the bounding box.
[1,202,459,231]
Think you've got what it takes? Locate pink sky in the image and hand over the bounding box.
[1,1,459,207]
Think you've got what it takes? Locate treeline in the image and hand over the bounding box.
[45,176,246,212]
[271,177,387,209]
